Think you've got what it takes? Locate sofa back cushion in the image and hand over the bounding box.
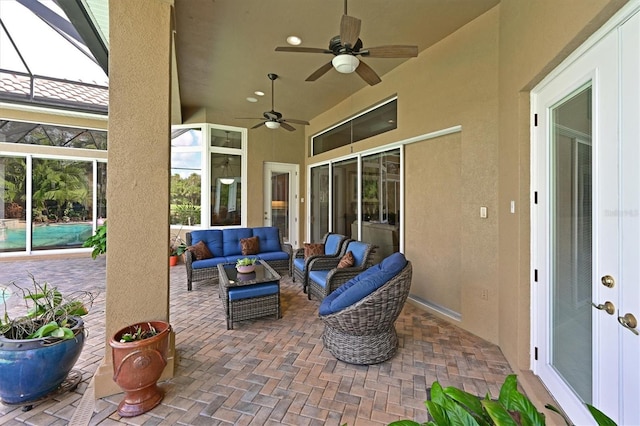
[251,227,282,252]
[324,234,345,255]
[223,228,253,256]
[189,229,223,257]
[319,252,407,315]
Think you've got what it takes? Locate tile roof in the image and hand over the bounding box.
[0,71,108,114]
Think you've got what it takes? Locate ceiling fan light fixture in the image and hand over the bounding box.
[220,177,234,185]
[265,121,281,129]
[332,54,359,74]
[286,35,302,45]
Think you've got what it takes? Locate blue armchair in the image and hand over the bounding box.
[318,252,412,364]
[292,233,349,293]
[306,240,377,302]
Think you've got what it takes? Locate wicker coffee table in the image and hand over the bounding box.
[217,260,281,329]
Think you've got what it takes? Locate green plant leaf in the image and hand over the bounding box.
[544,404,572,426]
[586,404,617,426]
[497,374,519,410]
[510,393,545,426]
[425,400,451,426]
[387,421,424,426]
[443,387,485,417]
[482,399,518,426]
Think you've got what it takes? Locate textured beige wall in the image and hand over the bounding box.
[94,0,174,398]
[307,7,501,342]
[496,0,628,373]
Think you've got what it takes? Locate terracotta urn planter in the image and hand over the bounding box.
[109,321,171,417]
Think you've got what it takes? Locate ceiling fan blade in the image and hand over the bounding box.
[282,118,310,125]
[340,14,361,48]
[306,61,334,81]
[251,122,265,129]
[280,122,296,132]
[355,60,382,86]
[275,46,332,54]
[361,45,419,58]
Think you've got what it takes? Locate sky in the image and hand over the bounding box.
[0,0,108,86]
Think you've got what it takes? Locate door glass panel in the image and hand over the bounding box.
[211,153,241,226]
[332,158,357,239]
[270,171,289,242]
[31,158,93,250]
[0,156,27,252]
[551,85,592,403]
[310,165,329,242]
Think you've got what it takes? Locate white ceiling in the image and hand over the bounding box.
[173,0,500,128]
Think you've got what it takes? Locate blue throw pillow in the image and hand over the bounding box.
[319,252,407,315]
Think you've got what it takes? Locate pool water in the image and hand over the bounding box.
[0,286,11,303]
[0,223,93,251]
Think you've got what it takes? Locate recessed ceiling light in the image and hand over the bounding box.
[287,36,302,46]
[246,97,258,103]
[254,91,265,96]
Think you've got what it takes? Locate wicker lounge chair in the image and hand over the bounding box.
[306,240,377,302]
[292,233,349,293]
[318,253,412,365]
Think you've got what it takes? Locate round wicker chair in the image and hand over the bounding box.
[319,261,412,365]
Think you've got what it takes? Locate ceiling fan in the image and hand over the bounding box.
[237,73,309,131]
[275,0,418,86]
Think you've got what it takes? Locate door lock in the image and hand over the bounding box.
[601,275,615,288]
[591,301,615,315]
[618,313,639,336]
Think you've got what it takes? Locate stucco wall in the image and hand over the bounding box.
[306,7,501,342]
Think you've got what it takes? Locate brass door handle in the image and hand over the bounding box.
[592,301,615,315]
[618,313,639,336]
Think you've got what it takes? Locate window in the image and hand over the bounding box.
[312,98,397,155]
[0,120,107,149]
[170,124,246,229]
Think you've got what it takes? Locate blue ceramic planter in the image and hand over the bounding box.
[0,317,85,404]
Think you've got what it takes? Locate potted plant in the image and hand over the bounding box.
[236,257,257,273]
[388,374,616,426]
[109,320,172,417]
[169,230,187,266]
[0,275,94,405]
[83,221,107,259]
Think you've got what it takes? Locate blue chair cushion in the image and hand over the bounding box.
[222,228,253,256]
[324,234,343,255]
[308,270,330,288]
[190,229,223,257]
[252,227,281,252]
[319,252,407,316]
[344,241,369,267]
[228,282,279,301]
[293,257,306,272]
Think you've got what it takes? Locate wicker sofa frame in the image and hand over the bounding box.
[319,261,412,365]
[185,228,292,291]
[307,241,377,302]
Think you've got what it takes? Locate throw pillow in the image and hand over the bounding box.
[304,243,325,259]
[337,251,354,268]
[240,236,260,255]
[188,240,213,260]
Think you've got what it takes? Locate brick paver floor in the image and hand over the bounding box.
[0,256,512,425]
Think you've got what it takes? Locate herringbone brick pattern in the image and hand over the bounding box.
[0,256,512,425]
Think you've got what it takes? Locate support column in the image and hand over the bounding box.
[94,0,175,398]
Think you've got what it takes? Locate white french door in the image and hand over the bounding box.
[263,162,299,247]
[532,4,640,425]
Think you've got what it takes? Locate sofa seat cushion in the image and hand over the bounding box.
[319,252,407,316]
[228,282,279,301]
[223,228,253,256]
[308,270,330,288]
[192,256,228,269]
[252,227,282,252]
[258,251,290,262]
[293,257,306,272]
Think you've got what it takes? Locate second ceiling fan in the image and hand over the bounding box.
[275,0,418,86]
[238,73,309,132]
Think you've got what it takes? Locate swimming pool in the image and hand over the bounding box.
[0,223,93,251]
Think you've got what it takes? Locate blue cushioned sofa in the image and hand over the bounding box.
[185,226,292,290]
